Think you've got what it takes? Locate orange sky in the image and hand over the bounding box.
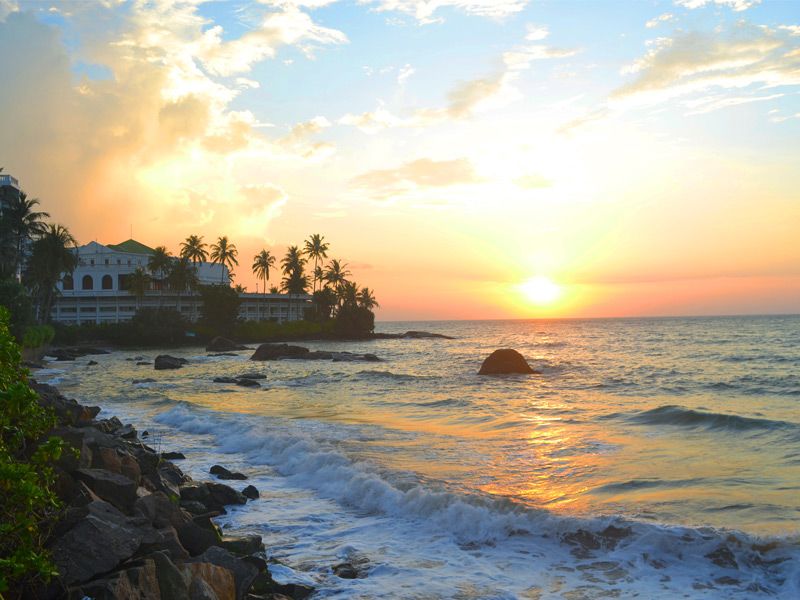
[1,1,798,320]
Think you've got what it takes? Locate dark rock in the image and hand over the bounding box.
[134,491,191,529]
[208,482,247,507]
[142,430,149,437]
[238,373,267,380]
[69,557,161,599]
[132,378,156,384]
[219,534,263,556]
[478,349,537,375]
[271,582,315,600]
[92,446,122,473]
[152,550,191,599]
[162,451,187,460]
[207,336,249,352]
[706,545,738,569]
[599,524,632,549]
[155,355,187,370]
[208,352,239,357]
[74,468,138,513]
[116,424,137,439]
[333,563,358,579]
[31,382,100,426]
[402,330,454,339]
[213,376,240,384]
[49,500,147,585]
[22,360,45,369]
[189,546,259,600]
[181,561,236,600]
[211,465,248,480]
[181,500,210,515]
[236,378,260,388]
[250,343,310,361]
[87,360,98,366]
[242,485,259,500]
[136,361,152,365]
[176,515,222,556]
[139,526,190,561]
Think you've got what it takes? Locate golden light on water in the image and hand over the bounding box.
[519,276,562,306]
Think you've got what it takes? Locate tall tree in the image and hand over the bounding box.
[147,246,172,306]
[168,256,199,315]
[0,192,50,280]
[210,236,238,284]
[303,234,329,292]
[324,259,351,304]
[281,246,307,321]
[251,250,275,294]
[357,287,379,310]
[180,234,208,266]
[24,224,77,323]
[127,267,151,311]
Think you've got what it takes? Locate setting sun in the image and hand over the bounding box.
[520,276,562,306]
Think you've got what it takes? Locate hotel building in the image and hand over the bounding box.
[52,239,309,324]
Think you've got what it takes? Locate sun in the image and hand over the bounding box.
[519,276,562,306]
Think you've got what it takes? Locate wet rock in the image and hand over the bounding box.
[242,485,259,500]
[92,446,122,473]
[189,546,259,600]
[333,563,358,579]
[207,336,249,352]
[599,524,632,549]
[219,534,263,556]
[213,376,239,384]
[478,349,537,375]
[208,352,239,357]
[49,500,147,585]
[136,361,152,365]
[176,515,223,556]
[116,424,137,439]
[250,343,310,361]
[139,526,191,561]
[74,468,138,513]
[181,500,210,515]
[155,355,187,370]
[69,557,162,599]
[132,378,156,384]
[706,545,738,569]
[163,451,187,460]
[236,378,260,388]
[31,382,100,425]
[134,491,191,529]
[87,360,98,366]
[238,373,266,380]
[210,465,248,480]
[181,561,236,600]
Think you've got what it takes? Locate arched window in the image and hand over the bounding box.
[82,275,93,290]
[62,275,74,291]
[101,275,113,290]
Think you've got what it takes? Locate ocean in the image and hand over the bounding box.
[40,316,800,598]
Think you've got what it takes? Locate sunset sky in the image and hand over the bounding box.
[1,0,798,320]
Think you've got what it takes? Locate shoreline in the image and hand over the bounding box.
[28,378,320,600]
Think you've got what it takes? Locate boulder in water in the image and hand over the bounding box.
[154,355,187,370]
[250,343,310,361]
[478,349,536,375]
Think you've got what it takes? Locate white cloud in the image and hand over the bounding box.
[359,0,529,25]
[397,63,415,84]
[646,13,676,29]
[351,157,481,199]
[674,0,760,11]
[525,24,549,41]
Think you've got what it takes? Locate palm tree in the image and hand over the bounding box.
[1,191,50,280]
[168,257,199,315]
[24,224,77,323]
[357,287,379,310]
[324,259,351,296]
[180,234,208,266]
[251,250,276,294]
[303,234,329,292]
[210,236,238,284]
[148,246,172,306]
[337,280,359,308]
[281,246,307,321]
[127,267,151,311]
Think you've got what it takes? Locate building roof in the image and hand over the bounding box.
[107,239,155,255]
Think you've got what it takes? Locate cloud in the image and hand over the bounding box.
[683,92,784,114]
[359,0,529,25]
[397,63,415,84]
[674,0,760,11]
[514,173,551,189]
[351,157,481,199]
[612,24,800,106]
[278,116,334,158]
[645,13,675,29]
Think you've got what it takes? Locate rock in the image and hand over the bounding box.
[210,465,248,480]
[152,550,191,599]
[213,377,240,384]
[176,515,223,556]
[238,373,266,380]
[139,526,191,560]
[74,468,138,513]
[87,360,98,366]
[208,352,239,357]
[70,557,162,599]
[219,534,263,556]
[181,561,236,600]
[189,546,259,600]
[477,349,536,375]
[250,344,309,361]
[49,500,147,585]
[242,485,259,500]
[134,491,192,529]
[155,355,187,370]
[136,361,152,365]
[188,576,221,600]
[706,545,738,569]
[92,446,122,473]
[207,482,247,508]
[31,382,100,426]
[132,378,156,384]
[236,378,260,388]
[163,451,187,460]
[116,423,137,439]
[206,336,249,352]
[22,360,45,369]
[180,481,245,512]
[181,500,210,515]
[333,563,358,579]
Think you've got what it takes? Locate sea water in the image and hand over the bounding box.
[42,316,800,598]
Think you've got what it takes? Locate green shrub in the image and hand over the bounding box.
[199,285,241,336]
[21,325,55,350]
[232,318,332,343]
[0,307,63,594]
[333,305,375,338]
[0,278,34,341]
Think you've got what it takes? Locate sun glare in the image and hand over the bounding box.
[520,276,562,306]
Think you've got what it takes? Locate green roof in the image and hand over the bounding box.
[107,239,155,255]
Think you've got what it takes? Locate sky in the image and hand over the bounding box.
[0,0,798,320]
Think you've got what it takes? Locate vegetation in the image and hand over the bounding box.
[0,279,33,340]
[210,236,238,283]
[198,284,241,335]
[251,249,276,294]
[21,325,55,350]
[0,307,63,594]
[23,225,78,324]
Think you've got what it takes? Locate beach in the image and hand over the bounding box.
[37,316,800,598]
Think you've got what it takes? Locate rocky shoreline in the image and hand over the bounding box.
[30,381,317,600]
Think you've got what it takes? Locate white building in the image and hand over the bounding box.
[51,239,310,324]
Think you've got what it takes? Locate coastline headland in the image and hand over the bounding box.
[24,380,317,600]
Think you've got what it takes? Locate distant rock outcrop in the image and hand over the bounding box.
[478,349,537,375]
[205,337,248,352]
[250,343,380,362]
[154,355,187,370]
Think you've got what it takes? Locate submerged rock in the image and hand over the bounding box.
[238,372,266,380]
[162,451,186,460]
[210,465,248,480]
[477,349,536,375]
[242,485,259,500]
[236,378,260,388]
[154,355,187,370]
[250,343,310,361]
